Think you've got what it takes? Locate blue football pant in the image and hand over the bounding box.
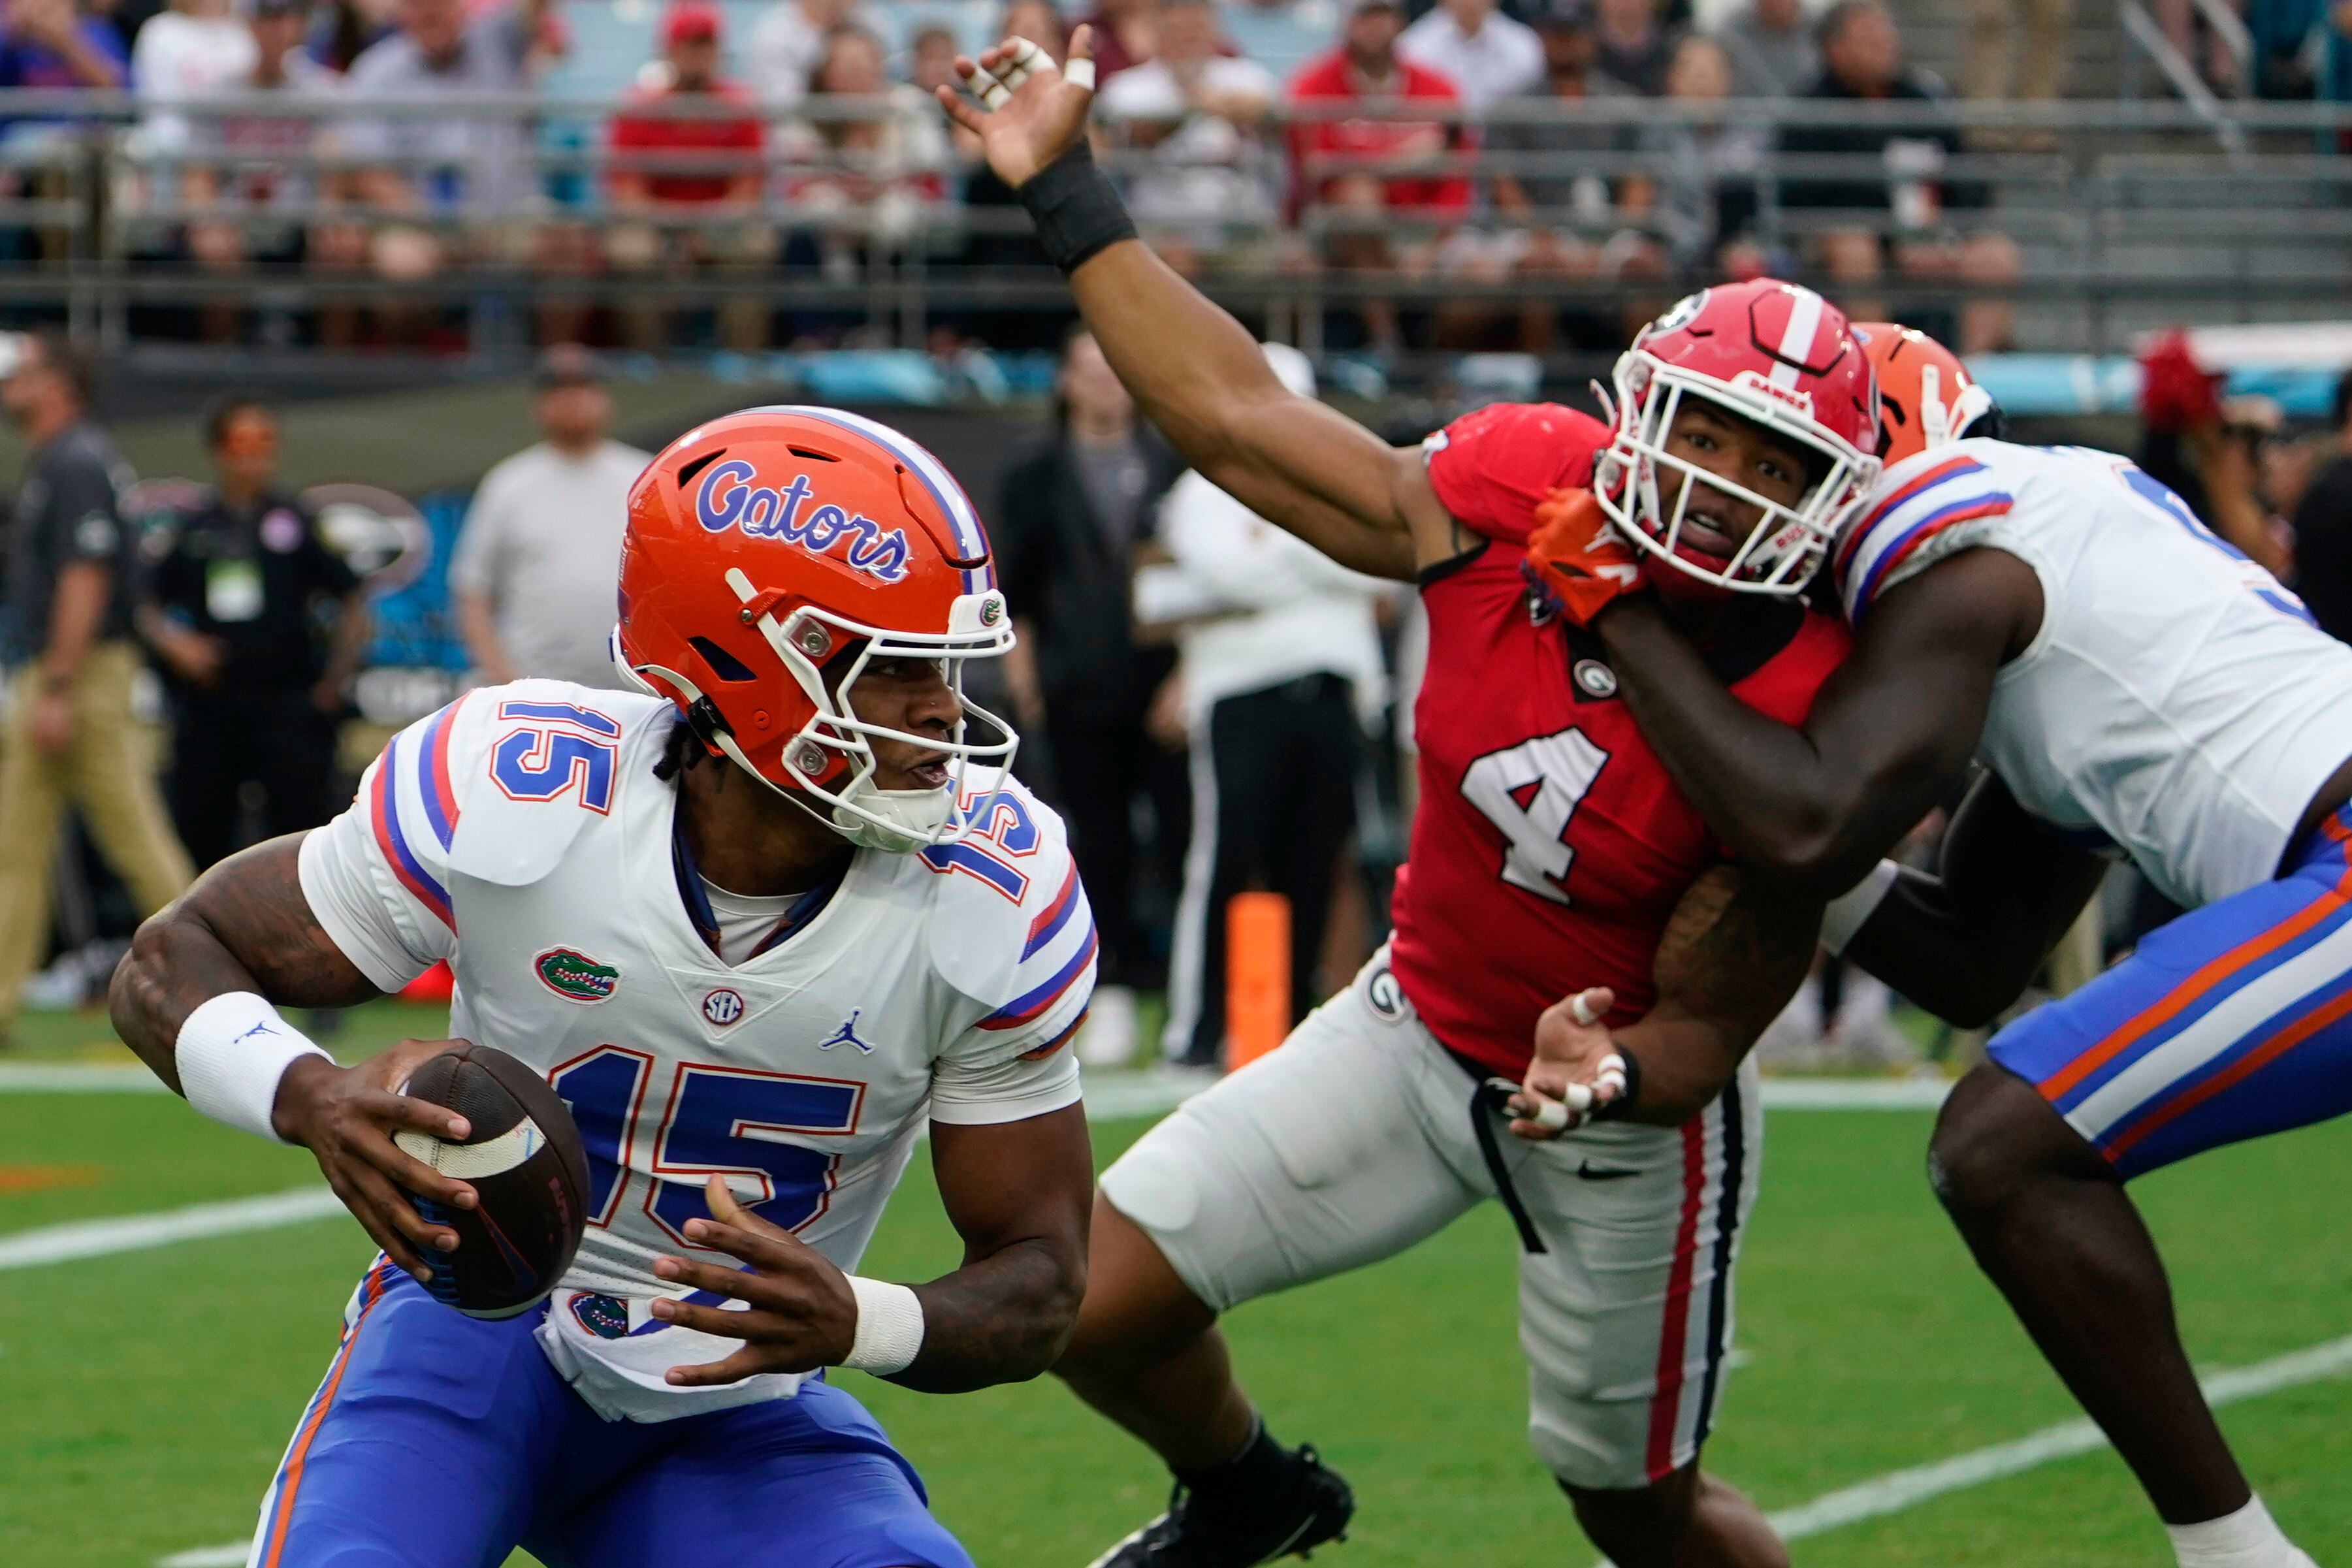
[248,1262,973,1568]
[1990,807,2352,1180]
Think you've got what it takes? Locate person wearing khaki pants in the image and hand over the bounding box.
[0,332,193,1042]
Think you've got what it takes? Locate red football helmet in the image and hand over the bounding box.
[1853,321,1994,466]
[614,405,1016,852]
[1596,280,1882,595]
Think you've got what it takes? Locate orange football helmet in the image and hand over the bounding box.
[614,405,1016,852]
[1852,322,1995,466]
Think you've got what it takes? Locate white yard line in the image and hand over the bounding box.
[0,1063,168,1093]
[0,1187,343,1272]
[155,1545,249,1567]
[1766,1332,2352,1540]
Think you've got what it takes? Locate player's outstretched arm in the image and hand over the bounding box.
[650,1105,1092,1392]
[1592,549,2039,896]
[109,836,485,1282]
[939,30,1442,581]
[1841,775,2108,1029]
[1509,864,1821,1135]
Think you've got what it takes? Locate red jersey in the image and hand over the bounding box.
[1284,51,1473,219]
[608,80,764,206]
[1390,402,1850,1077]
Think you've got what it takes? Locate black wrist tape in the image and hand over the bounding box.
[1590,1049,1643,1122]
[1018,142,1137,276]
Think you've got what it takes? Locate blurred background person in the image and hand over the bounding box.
[1285,0,1472,355]
[995,328,1187,1066]
[605,1,774,353]
[0,331,191,1046]
[137,396,368,872]
[1134,344,1389,1070]
[449,347,650,690]
[1711,0,1818,99]
[1398,0,1543,113]
[1593,0,1679,93]
[747,0,867,111]
[1094,0,1280,278]
[1620,33,1778,283]
[1779,0,2020,355]
[2292,370,2352,645]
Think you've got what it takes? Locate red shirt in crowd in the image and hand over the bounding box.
[608,78,764,206]
[1283,50,1472,219]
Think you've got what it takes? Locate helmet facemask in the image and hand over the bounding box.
[621,571,1020,855]
[1595,354,1880,598]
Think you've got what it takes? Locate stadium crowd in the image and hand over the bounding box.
[0,0,2052,355]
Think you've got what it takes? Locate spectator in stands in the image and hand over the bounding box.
[995,328,1187,1068]
[0,331,192,1045]
[1712,0,1818,98]
[1287,0,1472,353]
[321,0,561,346]
[450,347,652,690]
[1963,0,2070,108]
[1622,34,1775,278]
[778,24,950,326]
[0,0,127,95]
[605,1,773,353]
[1780,0,2021,354]
[131,0,255,121]
[1398,0,1544,112]
[999,0,1069,64]
[1475,0,1640,351]
[907,22,962,95]
[1135,343,1389,1069]
[748,0,870,112]
[1095,0,1280,276]
[310,0,394,74]
[2291,371,2352,643]
[1074,0,1158,84]
[163,0,329,345]
[138,396,368,872]
[1593,0,1679,93]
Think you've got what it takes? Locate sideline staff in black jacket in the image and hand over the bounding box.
[995,330,1187,1016]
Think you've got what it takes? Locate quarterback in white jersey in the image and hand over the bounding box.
[1578,323,2347,1568]
[110,407,1097,1568]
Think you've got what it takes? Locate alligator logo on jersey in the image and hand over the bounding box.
[694,460,911,583]
[702,988,745,1027]
[818,1009,874,1053]
[536,947,619,1004]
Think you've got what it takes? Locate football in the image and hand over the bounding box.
[392,1042,591,1320]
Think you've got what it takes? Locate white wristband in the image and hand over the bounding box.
[174,991,330,1144]
[1818,859,1901,956]
[842,1276,926,1375]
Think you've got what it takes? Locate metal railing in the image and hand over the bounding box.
[0,91,2344,359]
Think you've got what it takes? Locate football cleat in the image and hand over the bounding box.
[1085,1446,1355,1568]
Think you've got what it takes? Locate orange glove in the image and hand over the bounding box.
[1522,488,1643,627]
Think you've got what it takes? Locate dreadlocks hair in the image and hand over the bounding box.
[654,718,713,783]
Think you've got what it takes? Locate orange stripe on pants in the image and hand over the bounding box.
[263,1266,390,1568]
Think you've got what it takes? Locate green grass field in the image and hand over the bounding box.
[3,1002,2348,1567]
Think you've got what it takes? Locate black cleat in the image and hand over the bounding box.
[1085,1446,1355,1567]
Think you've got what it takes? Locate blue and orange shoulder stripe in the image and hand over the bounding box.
[1835,454,2014,623]
[368,696,472,931]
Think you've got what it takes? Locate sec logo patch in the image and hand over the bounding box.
[702,989,745,1027]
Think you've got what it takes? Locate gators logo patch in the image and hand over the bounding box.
[536,948,619,1004]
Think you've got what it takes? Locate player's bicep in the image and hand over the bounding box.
[928,1102,1093,1263]
[1202,399,1421,582]
[1649,862,1822,1052]
[180,836,382,1008]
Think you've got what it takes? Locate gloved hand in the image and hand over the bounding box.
[2138,329,2223,435]
[1522,488,1643,627]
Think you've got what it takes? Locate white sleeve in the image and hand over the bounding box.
[929,1042,1082,1127]
[930,790,1099,1103]
[1835,447,2018,624]
[447,466,508,598]
[296,700,472,992]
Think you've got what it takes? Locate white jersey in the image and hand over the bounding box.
[1835,439,2352,908]
[299,681,1096,1420]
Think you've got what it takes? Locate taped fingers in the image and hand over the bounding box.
[958,57,1010,109]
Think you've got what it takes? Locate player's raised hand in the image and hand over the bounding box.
[935,26,1099,191]
[651,1175,860,1384]
[272,1035,480,1283]
[1507,987,1630,1140]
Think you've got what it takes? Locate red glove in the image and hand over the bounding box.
[2138,329,2223,435]
[1522,488,1643,626]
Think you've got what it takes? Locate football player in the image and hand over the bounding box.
[939,34,1880,1568]
[108,408,1100,1568]
[1557,321,2351,1568]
